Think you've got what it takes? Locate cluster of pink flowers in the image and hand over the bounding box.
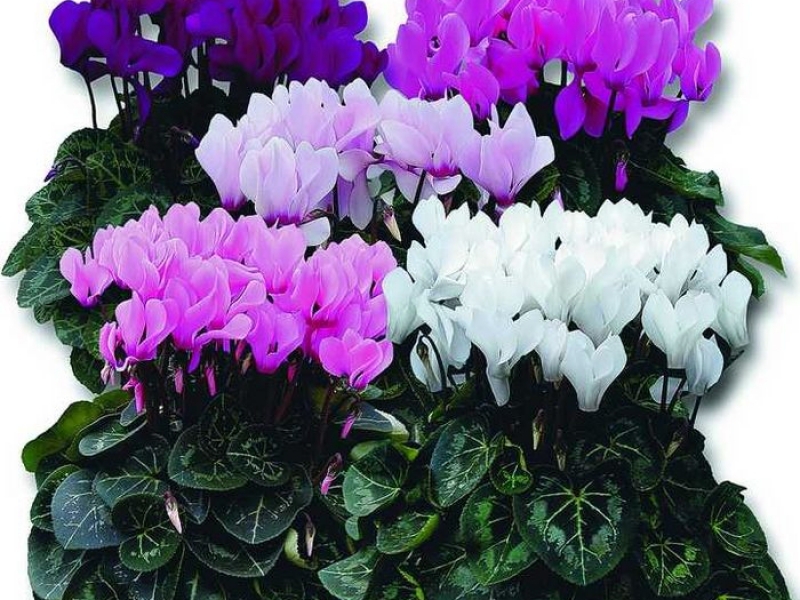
[60,203,395,397]
[196,78,555,231]
[386,0,720,138]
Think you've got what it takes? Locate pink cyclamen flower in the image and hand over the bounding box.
[319,330,394,391]
[239,138,339,245]
[195,115,247,211]
[60,247,113,307]
[461,103,555,207]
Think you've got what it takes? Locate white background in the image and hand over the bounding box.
[0,1,797,596]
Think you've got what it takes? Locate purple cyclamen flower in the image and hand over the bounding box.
[239,138,339,245]
[319,330,394,392]
[49,1,103,79]
[461,103,555,207]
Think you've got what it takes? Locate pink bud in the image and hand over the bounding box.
[205,364,217,396]
[174,367,185,395]
[320,453,344,496]
[341,406,361,439]
[164,492,183,534]
[615,159,629,193]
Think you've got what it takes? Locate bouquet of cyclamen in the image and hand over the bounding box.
[5,0,791,599]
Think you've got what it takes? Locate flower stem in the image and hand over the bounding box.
[561,61,568,87]
[660,367,669,413]
[84,78,98,130]
[413,171,428,204]
[690,395,704,427]
[316,384,338,456]
[110,77,127,137]
[604,90,619,136]
[667,377,687,414]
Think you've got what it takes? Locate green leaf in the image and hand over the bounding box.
[416,542,491,600]
[95,437,170,507]
[52,469,125,550]
[698,209,785,276]
[345,516,362,541]
[569,416,663,492]
[490,444,533,496]
[460,484,538,586]
[78,414,146,458]
[53,303,106,351]
[112,494,182,573]
[335,403,410,441]
[631,147,723,204]
[168,426,247,491]
[95,187,173,229]
[64,563,125,600]
[28,530,85,600]
[18,255,71,309]
[120,400,145,427]
[128,548,183,600]
[376,510,440,555]
[318,548,380,600]
[23,401,105,472]
[177,490,210,525]
[343,442,409,517]
[732,256,766,298]
[638,534,711,597]
[3,224,47,277]
[198,394,249,456]
[737,555,791,600]
[430,416,500,508]
[32,465,81,532]
[84,145,152,194]
[227,425,291,488]
[663,451,716,526]
[513,465,639,586]
[707,483,768,559]
[558,147,603,215]
[185,526,282,579]
[25,180,88,225]
[52,129,122,182]
[175,560,229,600]
[71,348,106,394]
[214,470,313,545]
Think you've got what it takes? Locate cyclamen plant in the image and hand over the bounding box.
[3,0,793,599]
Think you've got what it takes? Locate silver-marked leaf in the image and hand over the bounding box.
[513,465,639,586]
[95,437,170,507]
[18,255,71,309]
[28,530,85,600]
[185,527,282,579]
[430,417,500,508]
[335,403,409,441]
[343,442,409,517]
[176,560,228,600]
[318,548,380,600]
[78,415,146,458]
[417,543,491,600]
[32,465,81,532]
[112,494,182,573]
[128,547,183,600]
[198,394,249,456]
[490,444,533,496]
[213,470,313,545]
[638,534,711,597]
[178,490,210,525]
[376,510,440,555]
[63,563,124,600]
[460,484,538,586]
[227,425,291,488]
[120,400,145,428]
[707,483,768,559]
[737,555,791,600]
[663,452,716,526]
[168,426,247,492]
[52,469,125,550]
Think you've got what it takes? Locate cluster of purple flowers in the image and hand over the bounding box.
[49,0,384,126]
[196,78,555,234]
[385,0,720,138]
[59,203,396,402]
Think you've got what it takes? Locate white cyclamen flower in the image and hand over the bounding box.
[561,332,627,412]
[536,319,570,383]
[642,291,719,369]
[686,336,724,396]
[713,272,752,352]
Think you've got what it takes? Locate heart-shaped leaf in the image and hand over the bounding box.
[227,425,291,488]
[112,494,182,573]
[78,415,146,458]
[32,465,81,532]
[198,394,249,456]
[343,442,409,517]
[430,416,500,508]
[17,255,71,309]
[175,559,229,600]
[376,511,440,555]
[416,542,491,600]
[95,436,170,507]
[318,548,380,600]
[185,526,282,579]
[52,469,125,550]
[62,563,123,600]
[128,548,183,600]
[460,484,538,586]
[28,530,85,600]
[513,465,639,586]
[23,401,105,472]
[214,470,313,545]
[638,534,711,597]
[491,444,533,496]
[707,483,768,559]
[168,426,247,492]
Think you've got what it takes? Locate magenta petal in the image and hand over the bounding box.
[555,80,588,139]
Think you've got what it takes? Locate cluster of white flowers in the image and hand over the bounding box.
[384,198,752,410]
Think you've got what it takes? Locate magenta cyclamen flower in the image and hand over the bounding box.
[319,331,393,392]
[61,203,396,391]
[385,0,722,138]
[461,103,555,207]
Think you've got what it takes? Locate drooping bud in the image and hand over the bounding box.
[174,367,185,395]
[164,492,183,534]
[383,206,402,242]
[615,156,629,193]
[320,453,344,496]
[666,422,690,458]
[304,514,316,558]
[205,363,217,396]
[555,429,567,471]
[341,405,362,440]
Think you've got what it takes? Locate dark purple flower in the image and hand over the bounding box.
[49,1,105,80]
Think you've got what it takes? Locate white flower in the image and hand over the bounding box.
[536,320,569,383]
[561,332,627,412]
[655,215,711,302]
[383,268,422,343]
[714,272,752,351]
[410,331,451,394]
[686,336,724,396]
[461,309,545,405]
[642,291,719,369]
